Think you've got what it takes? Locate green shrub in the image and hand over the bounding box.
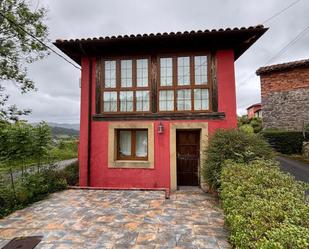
[0,162,78,218]
[239,124,254,134]
[202,129,273,190]
[221,160,309,249]
[262,130,309,154]
[61,161,79,186]
[238,116,262,133]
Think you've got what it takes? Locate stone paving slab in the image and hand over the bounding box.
[0,188,230,249]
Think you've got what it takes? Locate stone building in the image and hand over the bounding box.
[256,59,309,131]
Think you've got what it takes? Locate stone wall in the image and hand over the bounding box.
[262,88,309,131]
[260,67,309,98]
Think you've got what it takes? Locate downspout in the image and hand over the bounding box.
[80,42,92,187]
[87,57,92,186]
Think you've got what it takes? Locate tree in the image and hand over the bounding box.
[0,0,49,121]
[32,122,51,167]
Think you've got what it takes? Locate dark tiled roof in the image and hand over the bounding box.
[54,25,268,65]
[55,25,265,44]
[246,103,261,110]
[256,59,309,75]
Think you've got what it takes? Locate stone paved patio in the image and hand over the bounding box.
[0,188,230,249]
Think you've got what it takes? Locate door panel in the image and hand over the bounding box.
[176,130,200,186]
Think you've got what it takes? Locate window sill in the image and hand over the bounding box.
[94,112,225,121]
[109,160,153,169]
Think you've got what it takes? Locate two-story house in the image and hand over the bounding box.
[54,26,267,191]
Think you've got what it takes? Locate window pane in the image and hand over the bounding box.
[194,56,207,85]
[136,130,148,157]
[104,61,116,88]
[160,58,173,86]
[120,91,133,112]
[137,59,148,87]
[119,130,131,156]
[136,91,149,112]
[177,57,190,85]
[121,60,132,87]
[177,89,191,110]
[103,91,117,112]
[194,89,209,110]
[159,90,174,111]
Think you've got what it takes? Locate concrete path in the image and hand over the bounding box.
[0,188,230,249]
[277,156,309,196]
[277,156,309,183]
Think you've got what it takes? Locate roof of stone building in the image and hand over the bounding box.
[54,25,268,65]
[256,58,309,75]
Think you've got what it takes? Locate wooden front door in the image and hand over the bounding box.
[176,130,200,186]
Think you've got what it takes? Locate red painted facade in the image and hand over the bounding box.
[79,50,237,189]
[247,104,262,118]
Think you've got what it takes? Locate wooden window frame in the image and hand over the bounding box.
[116,129,148,161]
[157,53,212,113]
[101,56,152,114]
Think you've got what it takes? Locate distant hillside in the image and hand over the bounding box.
[48,122,79,131]
[50,126,79,137]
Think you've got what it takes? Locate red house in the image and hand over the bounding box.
[54,25,267,191]
[246,103,262,118]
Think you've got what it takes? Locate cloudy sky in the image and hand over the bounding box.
[6,0,309,123]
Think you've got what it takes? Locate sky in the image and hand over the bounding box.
[6,0,309,123]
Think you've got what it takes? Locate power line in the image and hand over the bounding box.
[237,23,309,90]
[0,10,81,70]
[236,0,303,90]
[262,0,302,24]
[265,24,309,65]
[191,2,303,83]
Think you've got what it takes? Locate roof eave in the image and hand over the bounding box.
[54,26,268,65]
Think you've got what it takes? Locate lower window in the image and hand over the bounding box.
[117,129,148,160]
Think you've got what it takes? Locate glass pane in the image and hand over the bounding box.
[136,130,148,157]
[194,56,207,85]
[103,91,117,112]
[177,89,191,110]
[121,60,132,87]
[194,89,209,110]
[177,57,190,85]
[104,61,116,88]
[159,90,174,111]
[119,130,131,156]
[136,91,149,111]
[137,59,148,87]
[160,58,173,86]
[120,91,133,112]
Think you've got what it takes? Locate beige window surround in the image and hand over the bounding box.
[108,122,154,169]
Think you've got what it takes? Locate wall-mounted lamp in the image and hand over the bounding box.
[158,122,164,134]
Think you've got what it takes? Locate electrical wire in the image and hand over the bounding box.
[237,23,309,90]
[262,0,302,24]
[0,10,81,70]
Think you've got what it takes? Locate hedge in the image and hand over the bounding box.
[262,131,309,154]
[202,129,274,190]
[0,161,79,218]
[221,160,309,249]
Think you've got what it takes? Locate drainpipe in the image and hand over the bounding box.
[87,57,92,186]
[80,41,92,187]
